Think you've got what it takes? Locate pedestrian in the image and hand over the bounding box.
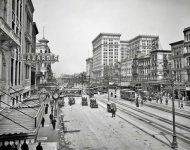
[111,92,113,97]
[136,97,139,107]
[36,142,43,150]
[180,102,184,109]
[6,141,12,150]
[41,117,45,127]
[0,141,6,150]
[166,97,168,105]
[45,103,49,114]
[111,109,116,117]
[49,113,53,123]
[10,142,18,150]
[21,140,29,150]
[52,117,57,130]
[160,97,162,104]
[156,97,159,103]
[141,100,143,107]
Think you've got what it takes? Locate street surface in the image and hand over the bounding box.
[60,96,172,150]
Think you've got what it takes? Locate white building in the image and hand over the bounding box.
[92,33,121,78]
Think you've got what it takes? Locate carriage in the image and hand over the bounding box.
[81,97,88,106]
[90,98,98,108]
[68,97,75,105]
[107,102,117,112]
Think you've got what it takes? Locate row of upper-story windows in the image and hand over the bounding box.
[138,60,150,66]
[172,46,183,56]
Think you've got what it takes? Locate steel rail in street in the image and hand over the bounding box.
[96,98,190,147]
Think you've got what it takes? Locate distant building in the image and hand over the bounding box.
[36,37,52,85]
[92,33,121,79]
[86,57,93,77]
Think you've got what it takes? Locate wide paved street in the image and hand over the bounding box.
[60,96,173,150]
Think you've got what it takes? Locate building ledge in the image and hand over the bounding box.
[0,17,20,47]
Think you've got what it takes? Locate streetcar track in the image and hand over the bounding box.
[111,99,190,132]
[144,103,190,119]
[97,98,190,146]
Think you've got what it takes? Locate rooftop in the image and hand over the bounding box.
[169,40,184,46]
[92,33,121,43]
[183,26,190,32]
[128,35,159,43]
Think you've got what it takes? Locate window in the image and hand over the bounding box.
[163,54,167,60]
[16,0,19,16]
[168,54,171,60]
[187,58,190,66]
[26,40,30,53]
[11,59,14,86]
[26,15,30,31]
[12,0,15,11]
[25,65,29,79]
[3,0,7,21]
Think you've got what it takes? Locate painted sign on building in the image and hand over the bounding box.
[18,53,59,64]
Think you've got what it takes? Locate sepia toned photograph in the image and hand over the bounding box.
[0,0,190,149]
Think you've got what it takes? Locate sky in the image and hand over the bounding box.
[32,0,190,77]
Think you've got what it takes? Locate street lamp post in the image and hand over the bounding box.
[163,61,178,148]
[170,77,178,148]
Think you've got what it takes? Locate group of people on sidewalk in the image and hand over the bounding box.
[138,91,186,109]
[41,99,57,130]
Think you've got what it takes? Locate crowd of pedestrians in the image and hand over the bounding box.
[135,91,187,109]
[0,140,35,150]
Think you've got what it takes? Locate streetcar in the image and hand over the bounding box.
[120,89,137,101]
[98,86,108,94]
[86,87,94,95]
[93,87,98,94]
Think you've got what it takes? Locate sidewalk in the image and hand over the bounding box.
[30,98,60,150]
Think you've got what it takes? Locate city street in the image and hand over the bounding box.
[60,96,173,150]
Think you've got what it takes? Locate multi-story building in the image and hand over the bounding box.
[92,33,121,79]
[169,26,190,97]
[131,50,171,92]
[0,0,22,107]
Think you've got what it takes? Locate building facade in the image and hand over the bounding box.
[0,0,39,108]
[92,33,121,79]
[169,26,190,97]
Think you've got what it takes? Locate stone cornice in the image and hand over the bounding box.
[92,33,121,44]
